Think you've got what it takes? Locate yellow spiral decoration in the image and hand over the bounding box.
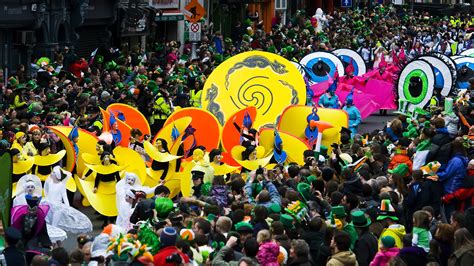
[202,51,306,129]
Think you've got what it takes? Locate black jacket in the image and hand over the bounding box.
[3,246,26,266]
[130,198,155,224]
[354,231,378,266]
[417,179,444,217]
[302,230,324,264]
[426,131,453,166]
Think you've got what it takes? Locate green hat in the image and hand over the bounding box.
[235,221,253,233]
[388,163,409,176]
[105,60,117,71]
[8,77,18,87]
[280,214,295,229]
[319,145,328,158]
[83,78,92,84]
[381,235,396,248]
[331,206,346,219]
[147,80,158,92]
[26,80,38,89]
[207,213,216,222]
[116,82,124,90]
[268,203,281,214]
[351,210,371,228]
[137,74,148,81]
[377,199,398,221]
[95,55,104,64]
[154,197,174,219]
[307,175,317,184]
[297,183,312,202]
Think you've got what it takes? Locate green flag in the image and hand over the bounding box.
[0,153,12,228]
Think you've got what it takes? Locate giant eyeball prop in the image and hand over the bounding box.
[419,55,454,96]
[453,56,474,90]
[397,59,435,112]
[332,48,367,76]
[300,52,344,83]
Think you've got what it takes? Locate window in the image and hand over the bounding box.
[275,0,287,10]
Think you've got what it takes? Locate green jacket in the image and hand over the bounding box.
[344,223,358,251]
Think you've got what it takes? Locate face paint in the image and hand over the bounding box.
[126,175,135,185]
[25,183,35,195]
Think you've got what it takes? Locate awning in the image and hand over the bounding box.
[155,9,184,22]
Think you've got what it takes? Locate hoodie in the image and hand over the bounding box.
[378,224,406,249]
[437,153,469,194]
[327,251,358,266]
[370,247,400,266]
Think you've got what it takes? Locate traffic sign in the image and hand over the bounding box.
[184,0,205,23]
[341,0,352,8]
[189,22,201,42]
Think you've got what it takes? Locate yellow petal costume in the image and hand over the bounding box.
[13,156,34,175]
[144,141,182,163]
[79,163,126,217]
[33,150,67,181]
[231,145,272,171]
[258,129,310,165]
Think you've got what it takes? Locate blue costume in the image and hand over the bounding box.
[318,79,340,108]
[342,89,361,137]
[109,114,122,145]
[68,126,79,161]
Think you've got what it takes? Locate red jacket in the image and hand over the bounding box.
[442,188,474,211]
[153,246,189,266]
[68,59,88,78]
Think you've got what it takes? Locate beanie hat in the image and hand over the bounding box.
[381,235,396,248]
[101,91,111,99]
[160,227,177,247]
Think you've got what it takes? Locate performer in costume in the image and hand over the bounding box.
[44,166,72,205]
[129,128,147,161]
[31,142,66,181]
[231,144,272,173]
[339,61,366,87]
[109,113,122,146]
[83,152,122,193]
[342,88,362,137]
[68,126,79,172]
[11,175,68,248]
[11,148,34,183]
[318,79,341,108]
[270,130,288,165]
[233,112,259,147]
[11,132,29,160]
[116,188,146,232]
[43,167,93,233]
[147,138,180,181]
[209,148,238,176]
[11,194,52,252]
[24,126,43,156]
[365,57,393,83]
